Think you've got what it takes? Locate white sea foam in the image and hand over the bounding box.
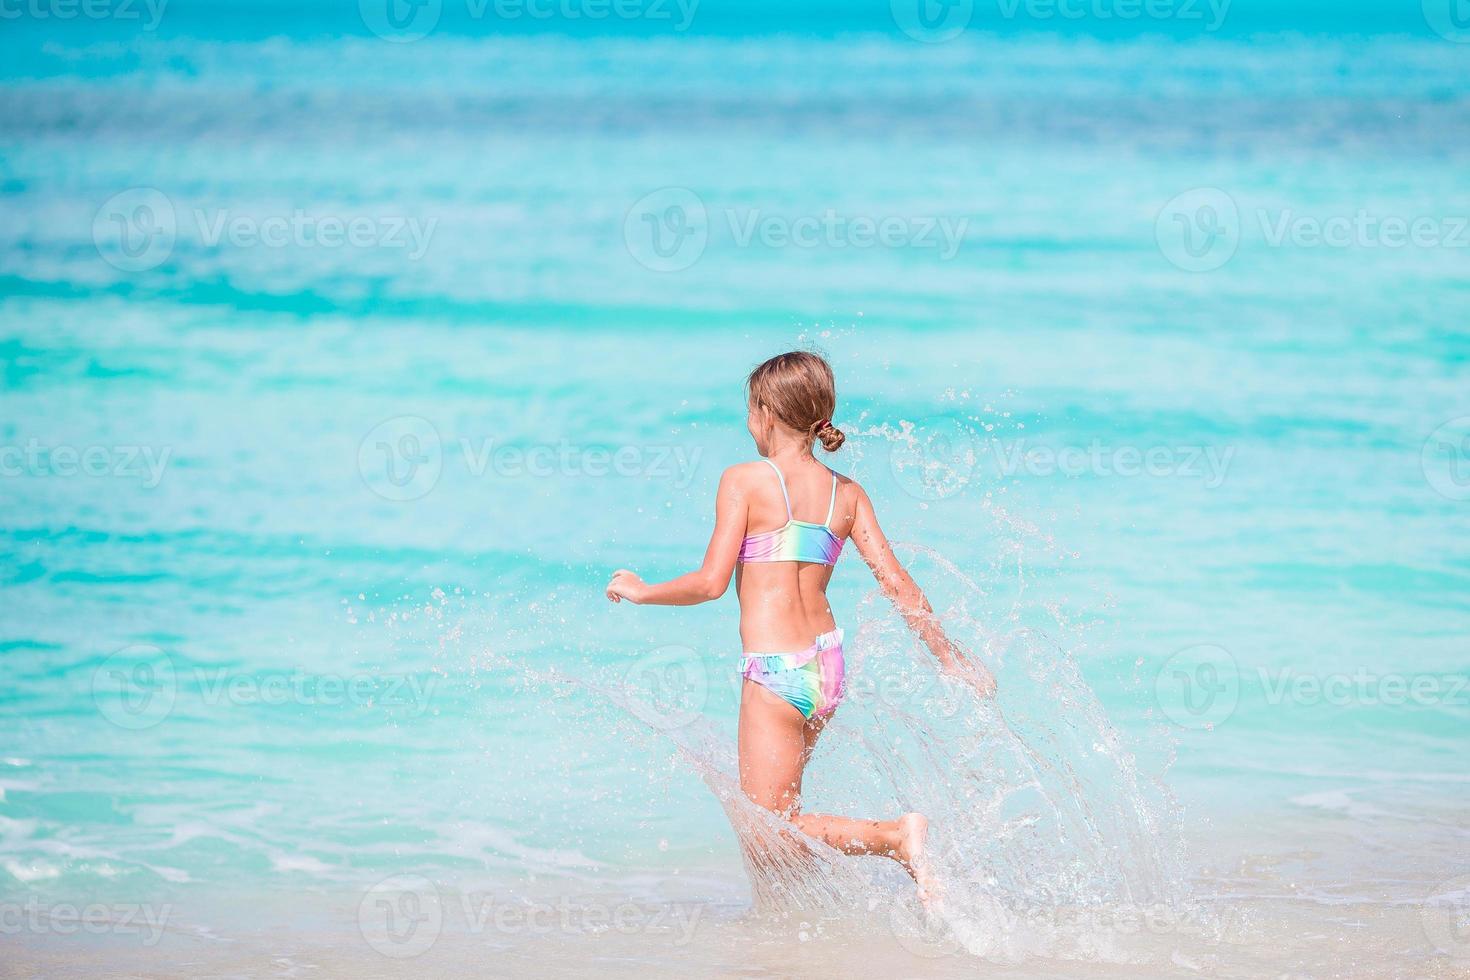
[270,854,333,875]
[3,858,61,883]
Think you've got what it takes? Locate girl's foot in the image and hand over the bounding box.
[895,812,938,907]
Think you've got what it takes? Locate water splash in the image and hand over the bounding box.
[519,504,1198,966]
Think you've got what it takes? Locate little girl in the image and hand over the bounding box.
[607,351,994,901]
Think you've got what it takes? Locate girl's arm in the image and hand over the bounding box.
[850,483,996,697]
[606,466,746,606]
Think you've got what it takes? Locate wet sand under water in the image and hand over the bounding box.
[5,818,1466,980]
[2,894,1461,979]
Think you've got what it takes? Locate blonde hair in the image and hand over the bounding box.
[746,351,846,452]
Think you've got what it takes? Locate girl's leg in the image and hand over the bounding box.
[737,677,810,815]
[738,679,931,890]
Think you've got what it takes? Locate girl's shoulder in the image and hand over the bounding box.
[720,460,777,483]
[722,459,859,480]
[717,461,780,500]
[719,460,865,497]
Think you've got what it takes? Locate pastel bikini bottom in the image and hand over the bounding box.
[740,628,846,720]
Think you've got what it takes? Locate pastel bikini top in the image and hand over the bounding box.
[738,459,844,566]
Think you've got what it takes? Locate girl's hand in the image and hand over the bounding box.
[948,659,998,700]
[606,569,648,604]
[932,639,997,699]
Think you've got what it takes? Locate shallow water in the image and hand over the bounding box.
[3,6,1469,976]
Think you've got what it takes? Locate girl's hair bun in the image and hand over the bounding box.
[746,351,844,452]
[816,420,845,453]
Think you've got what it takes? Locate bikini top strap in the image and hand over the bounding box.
[762,458,792,521]
[823,470,838,527]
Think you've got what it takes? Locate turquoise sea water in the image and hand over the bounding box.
[2,5,1469,974]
